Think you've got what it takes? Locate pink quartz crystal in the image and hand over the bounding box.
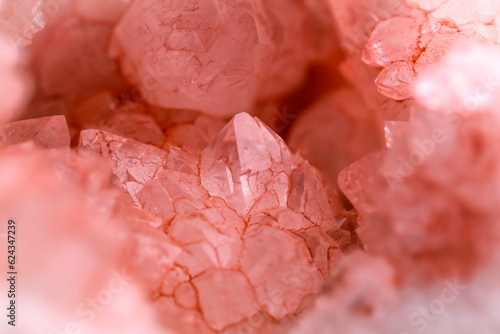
[74,0,131,23]
[339,42,500,284]
[4,1,500,333]
[30,16,123,106]
[80,129,169,204]
[110,0,337,117]
[63,88,226,150]
[0,138,179,333]
[288,88,385,188]
[285,37,500,334]
[0,115,69,149]
[341,114,500,282]
[79,112,342,333]
[331,0,497,108]
[0,31,28,122]
[0,0,44,46]
[25,0,126,121]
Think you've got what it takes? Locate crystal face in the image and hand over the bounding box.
[109,0,337,117]
[0,0,44,46]
[3,0,500,333]
[77,112,342,332]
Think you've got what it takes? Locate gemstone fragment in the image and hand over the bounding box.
[0,115,70,149]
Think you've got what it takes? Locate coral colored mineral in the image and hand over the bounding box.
[2,0,500,333]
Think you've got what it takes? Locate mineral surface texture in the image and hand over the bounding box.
[80,112,342,333]
[3,0,500,333]
[0,0,44,45]
[110,0,337,117]
[290,41,500,334]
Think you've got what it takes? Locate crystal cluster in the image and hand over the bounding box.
[0,134,174,333]
[0,0,44,46]
[290,42,500,333]
[2,0,500,333]
[0,110,344,334]
[331,0,500,121]
[110,0,337,117]
[80,112,342,333]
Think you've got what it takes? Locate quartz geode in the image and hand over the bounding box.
[2,0,500,333]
